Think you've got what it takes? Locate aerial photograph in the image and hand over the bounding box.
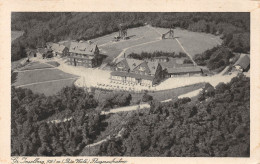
[11,12,250,157]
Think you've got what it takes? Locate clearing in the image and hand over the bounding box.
[91,25,222,63]
[12,61,79,96]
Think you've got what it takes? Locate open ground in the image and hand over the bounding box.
[13,25,229,97]
[91,25,222,64]
[12,61,79,96]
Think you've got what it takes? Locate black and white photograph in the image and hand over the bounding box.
[10,12,251,157]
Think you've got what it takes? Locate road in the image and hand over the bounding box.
[112,39,161,62]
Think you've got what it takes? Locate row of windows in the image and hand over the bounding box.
[111,76,152,85]
[115,67,151,76]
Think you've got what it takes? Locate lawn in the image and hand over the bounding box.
[124,39,184,56]
[93,26,222,62]
[13,68,78,86]
[155,27,222,57]
[18,62,54,71]
[21,78,77,96]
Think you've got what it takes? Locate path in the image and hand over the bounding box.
[112,39,161,62]
[83,128,125,151]
[218,66,230,76]
[147,25,197,66]
[175,38,197,66]
[99,36,144,47]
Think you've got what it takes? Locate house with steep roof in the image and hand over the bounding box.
[51,43,69,57]
[37,48,53,58]
[111,58,164,86]
[233,54,250,72]
[67,40,102,68]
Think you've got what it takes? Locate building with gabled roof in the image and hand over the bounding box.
[111,58,164,86]
[233,54,250,72]
[67,40,102,68]
[51,43,69,57]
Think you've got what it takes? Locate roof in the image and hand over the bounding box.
[111,71,154,81]
[51,43,67,53]
[234,54,250,70]
[116,58,159,75]
[167,67,202,74]
[58,40,72,48]
[69,41,98,55]
[126,58,144,71]
[37,48,52,54]
[147,61,159,75]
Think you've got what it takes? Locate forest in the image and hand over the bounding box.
[11,12,250,61]
[11,75,250,156]
[97,74,250,157]
[194,46,235,72]
[128,51,188,60]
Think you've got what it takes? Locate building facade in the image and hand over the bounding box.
[166,66,202,77]
[67,41,102,68]
[110,58,164,86]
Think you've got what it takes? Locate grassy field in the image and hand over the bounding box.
[22,78,77,96]
[18,62,54,71]
[13,62,79,96]
[14,69,78,86]
[92,26,222,62]
[124,39,184,55]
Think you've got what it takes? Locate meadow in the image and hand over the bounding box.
[13,62,79,96]
[93,26,222,62]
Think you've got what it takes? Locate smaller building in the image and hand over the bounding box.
[26,49,37,58]
[51,43,69,57]
[166,66,202,77]
[37,48,53,58]
[233,54,250,72]
[150,56,169,62]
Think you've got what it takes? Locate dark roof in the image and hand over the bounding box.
[111,71,154,81]
[69,41,98,55]
[126,58,144,70]
[234,54,250,70]
[167,67,202,74]
[37,48,52,54]
[116,58,159,75]
[147,61,159,75]
[51,43,67,53]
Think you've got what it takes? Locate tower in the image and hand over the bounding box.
[119,24,127,39]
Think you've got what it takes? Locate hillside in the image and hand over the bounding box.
[11,12,249,61]
[97,75,250,157]
[11,75,250,156]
